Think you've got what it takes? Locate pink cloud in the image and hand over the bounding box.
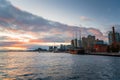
[80,16,93,21]
[0,17,15,23]
[0,0,109,50]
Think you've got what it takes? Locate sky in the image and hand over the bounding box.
[0,0,120,50]
[9,0,120,31]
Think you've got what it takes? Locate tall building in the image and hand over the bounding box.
[78,39,82,47]
[71,39,75,47]
[74,38,78,48]
[108,31,120,45]
[82,35,96,50]
[71,30,82,48]
[107,27,120,52]
[71,38,82,48]
[71,38,78,48]
[60,44,66,51]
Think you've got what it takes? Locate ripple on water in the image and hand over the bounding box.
[68,75,80,80]
[1,52,120,80]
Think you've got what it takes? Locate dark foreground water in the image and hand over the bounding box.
[0,52,120,80]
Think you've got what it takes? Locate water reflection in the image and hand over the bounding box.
[1,52,40,80]
[0,52,74,80]
[109,57,120,79]
[0,52,120,80]
[65,55,120,80]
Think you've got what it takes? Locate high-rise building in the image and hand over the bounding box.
[74,38,78,48]
[71,30,82,48]
[71,38,78,48]
[60,44,66,51]
[71,39,75,47]
[78,39,82,47]
[71,38,82,48]
[108,31,120,45]
[82,35,96,50]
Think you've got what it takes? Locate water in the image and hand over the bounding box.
[0,52,120,80]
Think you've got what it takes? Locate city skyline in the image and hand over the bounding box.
[0,0,120,50]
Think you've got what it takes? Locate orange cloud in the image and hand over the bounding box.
[29,39,45,43]
[1,42,27,50]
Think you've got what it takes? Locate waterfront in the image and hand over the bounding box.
[0,52,120,80]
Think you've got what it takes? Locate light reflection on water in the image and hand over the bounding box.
[0,52,120,80]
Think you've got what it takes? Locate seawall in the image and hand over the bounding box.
[86,52,120,57]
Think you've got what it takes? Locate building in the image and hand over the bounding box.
[94,44,108,52]
[49,46,53,52]
[95,39,104,44]
[71,39,75,48]
[74,38,78,48]
[107,27,120,52]
[77,39,82,47]
[108,31,120,45]
[82,35,96,50]
[49,46,57,52]
[94,39,108,52]
[59,44,66,51]
[71,38,82,48]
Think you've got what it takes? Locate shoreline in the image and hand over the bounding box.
[85,52,120,57]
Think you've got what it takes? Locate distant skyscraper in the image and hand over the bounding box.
[82,35,96,49]
[74,38,78,48]
[108,31,120,45]
[78,39,82,47]
[71,38,82,48]
[71,29,83,48]
[71,39,75,47]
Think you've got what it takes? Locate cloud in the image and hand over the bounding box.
[0,0,108,50]
[113,25,120,33]
[80,16,93,21]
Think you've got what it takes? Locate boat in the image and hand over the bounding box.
[69,47,85,54]
[69,29,85,54]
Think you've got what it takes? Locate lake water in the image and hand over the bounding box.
[0,52,120,80]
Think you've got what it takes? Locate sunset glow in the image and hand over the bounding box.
[4,47,27,50]
[0,0,120,50]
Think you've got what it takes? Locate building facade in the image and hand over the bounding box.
[82,35,96,50]
[94,39,107,52]
[108,31,120,45]
[71,38,82,48]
